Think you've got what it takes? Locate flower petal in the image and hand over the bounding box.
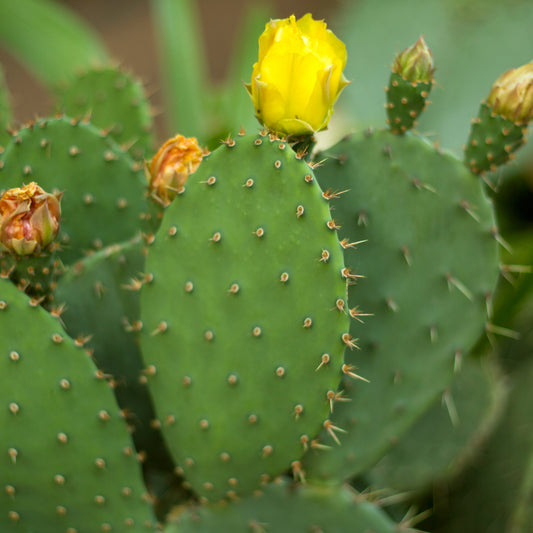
[248,13,348,136]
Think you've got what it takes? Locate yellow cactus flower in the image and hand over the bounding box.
[246,13,349,137]
[487,61,533,123]
[0,182,61,256]
[147,134,204,206]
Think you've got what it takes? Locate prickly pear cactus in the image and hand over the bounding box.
[463,60,533,177]
[385,37,434,134]
[464,102,527,175]
[1,6,532,532]
[140,131,352,502]
[304,58,502,482]
[0,278,155,532]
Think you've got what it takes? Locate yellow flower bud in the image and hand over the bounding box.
[487,61,533,123]
[0,182,61,256]
[147,134,204,206]
[245,13,349,136]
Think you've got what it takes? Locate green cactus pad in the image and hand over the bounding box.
[0,278,155,532]
[53,238,175,472]
[386,72,432,134]
[0,116,150,265]
[165,478,397,533]
[367,354,506,494]
[306,128,500,482]
[464,101,527,175]
[435,351,533,533]
[56,67,154,161]
[140,133,351,502]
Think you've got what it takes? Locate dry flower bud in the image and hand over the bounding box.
[0,182,61,256]
[147,135,204,206]
[487,61,533,123]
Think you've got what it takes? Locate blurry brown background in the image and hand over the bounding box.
[1,0,342,138]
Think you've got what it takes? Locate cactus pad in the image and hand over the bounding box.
[0,117,149,265]
[306,128,501,482]
[386,72,432,134]
[464,102,527,175]
[435,312,533,533]
[53,238,175,473]
[56,67,154,161]
[0,278,155,532]
[140,133,351,502]
[368,353,506,494]
[166,478,397,533]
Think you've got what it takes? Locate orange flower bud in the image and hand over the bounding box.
[147,135,204,206]
[0,182,61,256]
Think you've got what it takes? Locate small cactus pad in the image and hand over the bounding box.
[0,278,155,532]
[305,129,501,482]
[0,249,61,299]
[56,67,154,161]
[386,72,432,134]
[0,117,149,265]
[165,478,397,533]
[464,102,527,175]
[140,133,351,502]
[53,238,174,471]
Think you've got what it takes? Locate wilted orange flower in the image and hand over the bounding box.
[147,135,204,206]
[0,182,62,256]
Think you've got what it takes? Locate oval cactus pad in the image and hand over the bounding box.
[305,129,501,482]
[140,133,351,502]
[0,279,155,532]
